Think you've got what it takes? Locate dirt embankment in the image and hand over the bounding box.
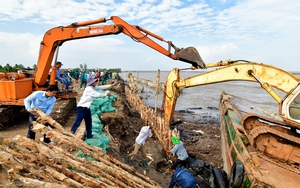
[0,80,222,187]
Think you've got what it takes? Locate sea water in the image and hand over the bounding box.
[120,70,300,123]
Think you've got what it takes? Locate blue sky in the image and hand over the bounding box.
[0,0,299,71]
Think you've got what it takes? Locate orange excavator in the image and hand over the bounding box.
[0,16,205,107]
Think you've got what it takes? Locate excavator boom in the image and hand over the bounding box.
[0,16,205,106]
[163,60,300,128]
[36,16,205,89]
[162,59,300,187]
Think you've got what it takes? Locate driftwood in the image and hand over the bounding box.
[0,108,161,188]
[103,125,121,153]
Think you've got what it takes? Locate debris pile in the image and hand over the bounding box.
[0,108,160,188]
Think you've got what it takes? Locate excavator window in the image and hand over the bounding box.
[289,93,300,120]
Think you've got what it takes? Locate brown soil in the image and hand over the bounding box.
[0,80,222,187]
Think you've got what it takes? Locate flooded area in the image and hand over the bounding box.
[120,70,300,122]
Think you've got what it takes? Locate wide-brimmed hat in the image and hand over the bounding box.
[171,136,180,144]
[87,77,98,86]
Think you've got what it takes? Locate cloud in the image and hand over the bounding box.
[0,0,299,71]
[0,31,40,67]
[198,43,238,63]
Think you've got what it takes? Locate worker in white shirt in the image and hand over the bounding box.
[70,77,116,138]
[126,122,154,167]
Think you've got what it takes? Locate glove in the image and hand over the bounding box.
[111,81,119,86]
[28,109,34,114]
[28,109,37,116]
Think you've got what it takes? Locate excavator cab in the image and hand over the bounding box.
[281,84,300,126]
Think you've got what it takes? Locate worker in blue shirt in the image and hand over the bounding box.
[169,162,196,188]
[80,71,87,89]
[51,61,73,92]
[24,85,58,142]
[168,136,189,167]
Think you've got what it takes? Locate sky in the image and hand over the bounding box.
[0,0,299,71]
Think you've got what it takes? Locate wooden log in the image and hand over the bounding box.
[30,108,67,133]
[14,122,159,188]
[48,145,116,187]
[49,144,127,187]
[103,125,120,154]
[36,144,114,187]
[0,151,24,180]
[44,165,105,188]
[4,136,109,187]
[13,177,69,188]
[1,135,39,153]
[47,130,160,187]
[1,149,60,183]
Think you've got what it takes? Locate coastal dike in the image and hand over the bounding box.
[125,73,177,151]
[130,74,164,90]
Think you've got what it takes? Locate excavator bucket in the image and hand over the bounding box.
[177,46,206,69]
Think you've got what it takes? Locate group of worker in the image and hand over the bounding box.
[23,61,197,188]
[125,123,197,188]
[24,61,117,141]
[49,61,119,92]
[79,70,110,90]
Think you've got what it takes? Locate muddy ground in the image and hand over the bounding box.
[0,80,222,187]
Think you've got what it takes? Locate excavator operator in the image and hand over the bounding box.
[50,62,73,92]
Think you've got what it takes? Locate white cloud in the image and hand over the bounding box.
[0,0,299,71]
[198,43,237,63]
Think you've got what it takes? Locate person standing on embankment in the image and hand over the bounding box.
[70,77,116,138]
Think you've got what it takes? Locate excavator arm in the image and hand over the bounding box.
[35,16,205,90]
[162,60,300,128]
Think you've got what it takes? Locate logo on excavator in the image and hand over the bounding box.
[89,29,104,34]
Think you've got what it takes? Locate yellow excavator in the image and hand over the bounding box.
[0,16,204,126]
[162,59,300,187]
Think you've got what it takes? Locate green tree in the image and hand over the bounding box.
[107,68,121,73]
[5,63,12,72]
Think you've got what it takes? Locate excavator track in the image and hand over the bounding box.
[243,115,300,175]
[248,126,300,147]
[0,106,27,130]
[258,152,300,175]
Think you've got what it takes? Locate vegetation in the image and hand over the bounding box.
[0,63,121,73]
[0,63,35,72]
[107,68,121,73]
